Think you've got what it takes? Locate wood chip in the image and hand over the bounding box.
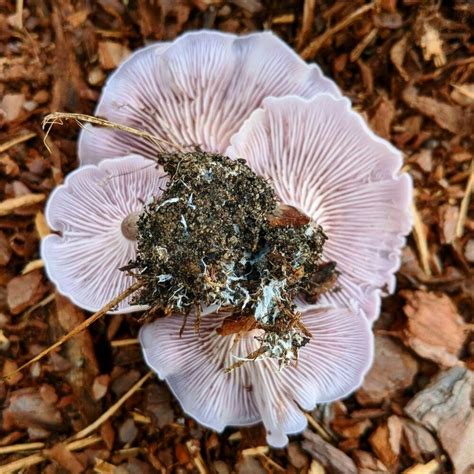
[302,430,357,474]
[356,335,418,405]
[369,415,402,470]
[401,290,466,367]
[6,269,48,315]
[405,367,473,474]
[403,86,474,136]
[98,41,131,69]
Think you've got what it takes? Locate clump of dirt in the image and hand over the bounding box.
[127,151,337,367]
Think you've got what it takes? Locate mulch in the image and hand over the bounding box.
[0,0,473,472]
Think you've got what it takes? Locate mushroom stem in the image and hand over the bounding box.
[2,280,144,380]
[121,211,140,240]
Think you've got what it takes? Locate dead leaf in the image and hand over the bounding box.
[439,205,459,244]
[405,367,473,474]
[401,290,466,367]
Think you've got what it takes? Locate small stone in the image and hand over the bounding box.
[22,100,38,112]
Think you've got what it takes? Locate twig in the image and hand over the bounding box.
[70,371,153,440]
[0,131,35,153]
[0,442,44,455]
[304,413,334,442]
[0,436,100,474]
[296,0,316,50]
[301,3,375,59]
[110,337,139,347]
[2,281,143,380]
[0,194,45,216]
[455,158,474,238]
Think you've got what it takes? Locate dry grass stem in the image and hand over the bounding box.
[110,338,139,347]
[300,3,375,59]
[70,371,153,440]
[411,202,432,276]
[0,131,35,153]
[455,159,474,238]
[0,194,45,216]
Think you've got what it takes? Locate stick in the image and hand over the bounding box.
[2,281,143,380]
[301,3,375,59]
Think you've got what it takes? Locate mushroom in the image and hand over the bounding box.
[140,302,373,447]
[41,155,167,313]
[78,30,340,165]
[41,30,412,447]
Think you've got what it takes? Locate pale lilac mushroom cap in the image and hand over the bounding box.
[140,302,373,447]
[78,30,341,164]
[49,30,412,445]
[41,155,167,313]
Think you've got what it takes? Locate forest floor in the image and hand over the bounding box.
[0,0,473,473]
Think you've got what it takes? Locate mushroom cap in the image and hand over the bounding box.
[78,30,340,165]
[226,95,413,321]
[41,155,167,313]
[139,301,373,447]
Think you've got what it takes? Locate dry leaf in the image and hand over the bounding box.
[390,34,410,81]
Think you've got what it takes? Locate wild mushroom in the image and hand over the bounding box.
[41,154,167,313]
[140,303,373,447]
[41,30,412,447]
[78,30,340,164]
